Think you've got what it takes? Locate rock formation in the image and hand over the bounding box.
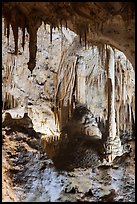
[62,104,102,140]
[2,2,135,71]
[2,3,135,202]
[2,21,135,162]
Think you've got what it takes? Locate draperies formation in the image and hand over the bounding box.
[53,44,135,139]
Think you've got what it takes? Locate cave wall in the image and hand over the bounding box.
[2,22,77,134]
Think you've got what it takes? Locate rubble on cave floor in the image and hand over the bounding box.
[2,125,135,202]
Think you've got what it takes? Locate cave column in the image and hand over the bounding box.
[105,46,117,163]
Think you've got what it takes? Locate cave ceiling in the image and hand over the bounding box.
[2,2,135,72]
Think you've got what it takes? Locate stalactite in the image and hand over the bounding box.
[119,65,123,98]
[131,95,135,127]
[4,18,7,36]
[128,102,132,133]
[53,25,56,30]
[27,15,42,72]
[131,100,135,135]
[13,95,16,108]
[84,30,87,49]
[79,33,82,45]
[126,58,128,70]
[11,94,13,109]
[104,77,108,97]
[67,59,77,106]
[100,73,102,88]
[9,94,11,109]
[68,101,72,119]
[44,22,47,31]
[119,105,121,134]
[98,45,102,67]
[125,67,134,134]
[115,62,117,91]
[115,62,121,136]
[4,19,10,46]
[115,68,121,136]
[50,24,53,43]
[124,104,127,132]
[60,20,62,30]
[11,23,18,55]
[122,73,126,106]
[116,106,120,137]
[22,26,25,51]
[54,97,59,126]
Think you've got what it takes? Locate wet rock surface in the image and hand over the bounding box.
[2,126,135,202]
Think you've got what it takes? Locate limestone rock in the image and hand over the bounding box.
[63,104,102,140]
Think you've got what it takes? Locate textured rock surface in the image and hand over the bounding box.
[2,21,135,152]
[2,4,135,202]
[2,3,135,70]
[2,128,135,202]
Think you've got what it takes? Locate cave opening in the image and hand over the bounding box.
[2,3,135,202]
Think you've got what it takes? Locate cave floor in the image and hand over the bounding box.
[2,127,135,202]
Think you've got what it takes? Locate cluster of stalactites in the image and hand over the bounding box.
[52,44,135,137]
[2,54,18,110]
[3,8,42,73]
[86,45,107,90]
[52,46,78,130]
[97,47,135,137]
[115,59,135,136]
[3,5,103,73]
[3,11,27,54]
[3,8,135,136]
[85,46,134,138]
[3,92,18,110]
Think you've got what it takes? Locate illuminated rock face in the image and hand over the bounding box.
[2,22,135,140]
